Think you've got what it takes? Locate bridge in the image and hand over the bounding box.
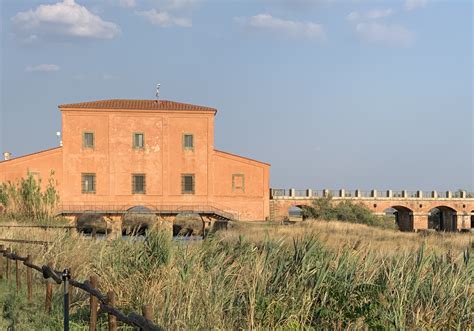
[270,189,474,232]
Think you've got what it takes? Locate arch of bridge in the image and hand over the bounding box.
[270,198,474,217]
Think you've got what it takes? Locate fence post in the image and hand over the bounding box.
[141,304,153,330]
[89,275,98,331]
[6,248,11,281]
[107,291,118,331]
[45,262,53,314]
[0,245,4,279]
[26,255,33,302]
[62,269,71,331]
[15,258,21,291]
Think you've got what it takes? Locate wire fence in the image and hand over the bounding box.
[0,244,163,331]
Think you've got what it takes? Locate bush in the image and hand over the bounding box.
[0,172,59,223]
[302,197,398,229]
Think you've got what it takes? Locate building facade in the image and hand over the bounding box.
[0,99,270,221]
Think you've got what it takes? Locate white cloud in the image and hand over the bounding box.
[236,14,325,40]
[404,0,428,11]
[347,8,394,21]
[355,22,415,47]
[136,9,191,27]
[12,0,120,41]
[25,64,60,72]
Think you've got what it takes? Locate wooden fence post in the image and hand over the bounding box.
[45,262,53,314]
[141,304,153,330]
[107,291,117,331]
[89,275,98,331]
[6,248,11,281]
[0,245,4,279]
[26,255,33,301]
[15,258,21,290]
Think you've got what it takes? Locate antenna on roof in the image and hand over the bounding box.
[156,83,161,101]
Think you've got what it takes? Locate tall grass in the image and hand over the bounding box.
[1,222,472,330]
[0,172,59,223]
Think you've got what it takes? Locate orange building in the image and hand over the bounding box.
[0,99,270,221]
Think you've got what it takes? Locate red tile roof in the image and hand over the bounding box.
[59,99,217,112]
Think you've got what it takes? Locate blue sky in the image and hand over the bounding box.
[0,0,472,191]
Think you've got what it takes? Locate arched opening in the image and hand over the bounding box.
[428,206,457,232]
[288,206,304,222]
[76,212,109,237]
[471,211,474,229]
[173,213,203,237]
[385,206,413,231]
[123,206,156,236]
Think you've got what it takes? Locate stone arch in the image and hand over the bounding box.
[288,205,305,222]
[174,212,204,237]
[123,205,156,235]
[428,206,457,232]
[385,206,414,232]
[77,212,108,236]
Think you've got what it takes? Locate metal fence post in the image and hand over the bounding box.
[62,269,71,331]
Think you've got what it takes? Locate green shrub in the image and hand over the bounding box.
[0,172,59,223]
[303,197,398,229]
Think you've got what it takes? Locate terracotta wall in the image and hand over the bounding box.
[0,147,63,190]
[212,150,270,220]
[61,109,217,207]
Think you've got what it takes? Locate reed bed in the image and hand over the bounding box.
[0,221,472,330]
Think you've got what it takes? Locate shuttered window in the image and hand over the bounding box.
[82,173,96,193]
[133,133,145,149]
[183,134,194,150]
[181,174,195,194]
[83,132,94,148]
[132,174,146,194]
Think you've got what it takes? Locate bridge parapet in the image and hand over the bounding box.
[270,189,474,200]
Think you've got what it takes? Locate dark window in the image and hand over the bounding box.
[183,134,194,149]
[133,133,145,149]
[232,174,245,192]
[132,174,146,194]
[181,174,195,194]
[82,173,96,193]
[83,132,94,148]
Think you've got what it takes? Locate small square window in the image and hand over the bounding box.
[232,174,245,192]
[82,173,96,194]
[133,133,145,149]
[183,134,194,150]
[132,174,146,194]
[181,174,195,194]
[83,132,94,148]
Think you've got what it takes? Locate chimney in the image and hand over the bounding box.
[3,152,11,161]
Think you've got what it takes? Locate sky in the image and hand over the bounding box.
[0,0,472,191]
